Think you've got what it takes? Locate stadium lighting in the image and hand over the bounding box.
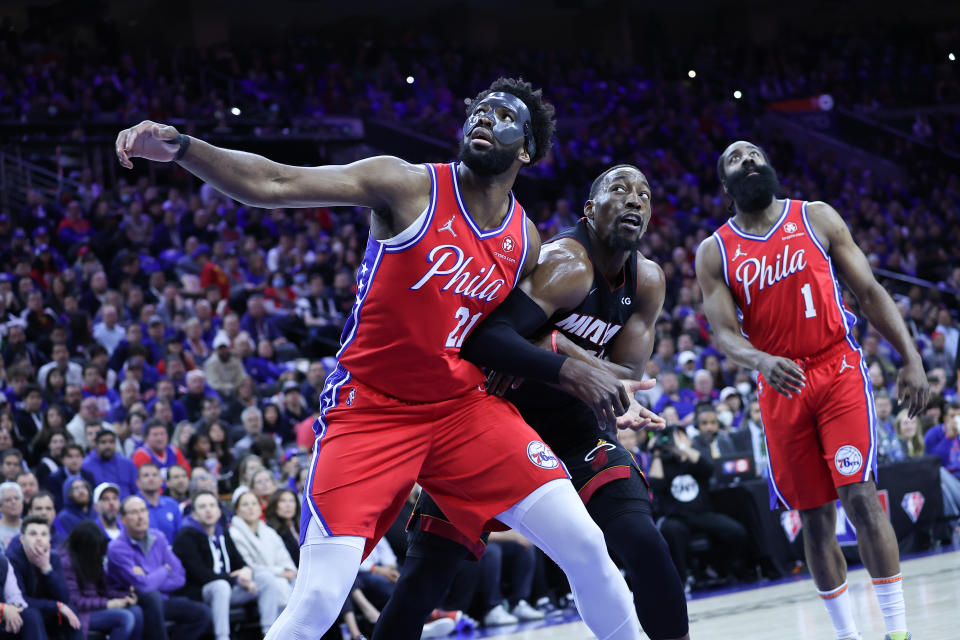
[688,70,696,78]
[950,53,956,61]
[406,76,415,84]
[733,90,742,100]
[230,107,241,116]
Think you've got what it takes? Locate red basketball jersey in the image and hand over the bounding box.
[336,162,530,402]
[711,199,857,359]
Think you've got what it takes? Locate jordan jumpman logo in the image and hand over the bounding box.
[733,244,748,260]
[839,355,855,373]
[438,216,457,238]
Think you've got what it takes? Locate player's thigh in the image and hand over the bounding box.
[304,393,432,540]
[420,391,568,540]
[760,389,835,510]
[817,353,877,487]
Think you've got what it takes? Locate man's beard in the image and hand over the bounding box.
[458,138,516,177]
[726,163,780,212]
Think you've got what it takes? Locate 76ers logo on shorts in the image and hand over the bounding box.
[834,445,863,476]
[527,441,559,469]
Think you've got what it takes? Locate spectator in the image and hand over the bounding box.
[105,496,211,640]
[93,306,125,356]
[131,422,191,475]
[480,530,545,625]
[204,423,234,484]
[300,361,327,412]
[691,403,737,460]
[172,491,286,640]
[203,334,247,399]
[192,395,226,434]
[0,484,22,551]
[0,452,21,484]
[896,411,925,459]
[249,468,277,515]
[0,550,42,640]
[107,380,143,425]
[653,373,696,425]
[648,427,748,588]
[147,379,187,425]
[223,375,259,426]
[234,407,272,458]
[83,429,138,498]
[228,490,295,603]
[12,386,43,456]
[52,476,96,537]
[93,483,124,540]
[15,472,38,508]
[42,444,96,511]
[171,422,195,460]
[180,371,218,423]
[135,464,181,543]
[923,332,956,387]
[60,520,143,640]
[67,396,114,445]
[6,515,83,639]
[164,466,190,505]
[240,296,285,347]
[264,488,300,566]
[24,492,60,547]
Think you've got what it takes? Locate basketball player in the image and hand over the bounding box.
[115,78,645,639]
[372,165,689,640]
[696,140,928,640]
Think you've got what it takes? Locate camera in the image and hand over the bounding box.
[650,425,677,454]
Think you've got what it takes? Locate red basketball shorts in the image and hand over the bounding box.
[758,340,877,511]
[300,366,570,558]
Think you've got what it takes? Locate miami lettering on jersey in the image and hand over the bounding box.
[554,313,622,348]
[409,244,506,302]
[734,243,807,305]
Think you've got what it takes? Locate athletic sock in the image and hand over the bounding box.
[817,582,860,640]
[871,574,907,637]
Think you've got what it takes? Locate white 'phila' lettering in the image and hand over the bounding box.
[409,244,505,301]
[734,243,807,305]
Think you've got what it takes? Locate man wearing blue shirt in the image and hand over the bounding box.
[83,430,138,498]
[135,464,181,543]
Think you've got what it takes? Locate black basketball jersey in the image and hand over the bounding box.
[507,219,639,425]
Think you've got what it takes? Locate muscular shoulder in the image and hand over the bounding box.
[360,156,431,199]
[635,255,666,298]
[520,237,594,310]
[694,235,722,277]
[804,200,848,250]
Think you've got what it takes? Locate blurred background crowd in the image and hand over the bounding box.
[0,0,958,638]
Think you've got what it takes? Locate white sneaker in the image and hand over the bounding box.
[511,599,545,621]
[483,604,519,626]
[420,617,455,638]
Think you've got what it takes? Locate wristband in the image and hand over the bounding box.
[550,330,559,354]
[173,134,191,161]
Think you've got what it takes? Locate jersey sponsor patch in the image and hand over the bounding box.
[527,441,559,469]
[834,445,863,476]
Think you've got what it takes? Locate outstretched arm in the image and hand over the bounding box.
[807,201,929,416]
[115,121,428,214]
[695,237,807,398]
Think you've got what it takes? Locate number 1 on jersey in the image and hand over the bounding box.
[446,306,483,348]
[800,283,817,318]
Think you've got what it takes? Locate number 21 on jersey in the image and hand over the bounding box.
[446,306,483,348]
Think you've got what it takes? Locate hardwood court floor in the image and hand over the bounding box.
[471,548,960,639]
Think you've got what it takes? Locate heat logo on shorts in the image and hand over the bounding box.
[527,441,559,469]
[834,445,863,476]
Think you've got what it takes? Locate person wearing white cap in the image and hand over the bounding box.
[203,333,247,399]
[93,483,123,540]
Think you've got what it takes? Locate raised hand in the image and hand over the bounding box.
[115,120,182,169]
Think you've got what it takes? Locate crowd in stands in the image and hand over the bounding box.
[0,16,959,640]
